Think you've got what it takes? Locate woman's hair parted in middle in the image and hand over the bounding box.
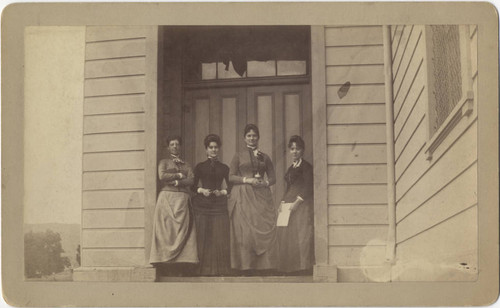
[243,124,260,138]
[288,135,305,149]
[204,134,222,148]
[166,135,182,145]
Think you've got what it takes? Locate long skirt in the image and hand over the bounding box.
[193,194,231,276]
[228,185,278,270]
[149,191,198,264]
[277,200,314,272]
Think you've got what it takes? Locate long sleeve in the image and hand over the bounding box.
[229,153,245,184]
[158,159,179,182]
[177,163,194,187]
[297,162,314,200]
[224,165,233,193]
[264,154,276,186]
[191,164,201,192]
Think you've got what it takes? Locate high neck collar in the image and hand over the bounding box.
[292,158,303,168]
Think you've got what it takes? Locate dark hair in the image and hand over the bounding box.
[204,134,221,148]
[243,124,260,138]
[288,135,305,149]
[166,135,182,145]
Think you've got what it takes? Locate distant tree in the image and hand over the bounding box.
[76,244,81,266]
[24,229,71,278]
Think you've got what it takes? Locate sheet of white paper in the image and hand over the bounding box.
[276,203,293,227]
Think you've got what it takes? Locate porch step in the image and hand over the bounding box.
[158,275,314,283]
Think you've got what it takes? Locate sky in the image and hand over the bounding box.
[24,27,85,224]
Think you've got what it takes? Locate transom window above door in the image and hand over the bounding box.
[182,26,310,82]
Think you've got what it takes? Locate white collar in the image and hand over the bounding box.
[292,158,302,168]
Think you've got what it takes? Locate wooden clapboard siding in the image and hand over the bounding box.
[81,249,145,267]
[326,65,385,85]
[327,104,386,124]
[85,57,146,79]
[325,26,383,47]
[327,84,386,104]
[394,73,425,136]
[85,39,146,60]
[328,184,387,205]
[325,45,383,65]
[396,121,478,221]
[83,190,144,209]
[84,113,145,134]
[83,170,144,190]
[328,205,388,225]
[83,151,145,171]
[393,27,423,99]
[327,124,386,144]
[82,26,156,268]
[82,229,145,248]
[394,206,477,281]
[329,225,387,246]
[394,95,425,159]
[329,246,386,266]
[392,26,414,80]
[328,165,387,184]
[86,26,148,42]
[397,162,477,242]
[84,76,145,97]
[392,24,478,280]
[324,26,388,276]
[394,115,426,181]
[84,94,145,115]
[83,209,144,229]
[394,59,425,119]
[83,132,145,153]
[328,144,386,164]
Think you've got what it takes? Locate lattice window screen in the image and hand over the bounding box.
[430,25,462,132]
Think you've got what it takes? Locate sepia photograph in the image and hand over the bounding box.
[2,2,499,307]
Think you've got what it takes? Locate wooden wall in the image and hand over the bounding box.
[391,25,478,281]
[324,26,389,281]
[81,26,157,267]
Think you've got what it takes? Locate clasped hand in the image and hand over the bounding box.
[198,188,225,197]
[248,178,267,187]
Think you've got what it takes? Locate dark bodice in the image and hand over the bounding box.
[192,159,232,193]
[282,159,314,203]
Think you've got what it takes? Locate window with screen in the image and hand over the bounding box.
[424,25,474,158]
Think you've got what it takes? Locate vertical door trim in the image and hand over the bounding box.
[144,26,159,265]
[311,26,329,267]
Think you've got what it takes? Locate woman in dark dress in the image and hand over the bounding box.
[192,134,232,276]
[228,124,278,272]
[277,135,315,274]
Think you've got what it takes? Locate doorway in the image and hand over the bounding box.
[157,26,313,278]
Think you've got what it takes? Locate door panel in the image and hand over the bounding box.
[184,84,311,207]
[220,97,238,165]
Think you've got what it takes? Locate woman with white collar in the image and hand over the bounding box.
[277,135,314,274]
[228,124,278,273]
[149,136,198,272]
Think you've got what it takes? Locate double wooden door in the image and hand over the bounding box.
[183,84,312,207]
